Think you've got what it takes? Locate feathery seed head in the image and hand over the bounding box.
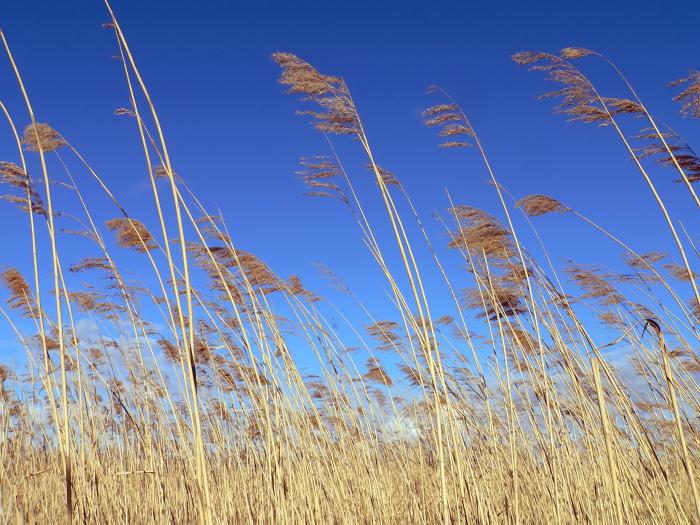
[560,47,593,60]
[625,251,666,269]
[513,51,614,125]
[363,357,393,386]
[365,163,400,187]
[1,268,37,318]
[22,123,66,152]
[298,156,349,203]
[106,218,156,252]
[447,205,515,258]
[664,263,698,282]
[669,70,700,119]
[516,194,567,216]
[272,52,360,135]
[423,89,475,148]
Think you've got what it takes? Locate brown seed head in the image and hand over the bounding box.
[664,263,698,282]
[565,263,623,305]
[272,52,360,134]
[287,275,320,302]
[636,127,700,183]
[447,205,514,258]
[423,89,475,148]
[512,51,613,125]
[1,268,37,318]
[106,218,156,252]
[69,257,112,273]
[22,123,66,152]
[366,320,402,351]
[465,284,526,320]
[516,194,567,216]
[436,315,454,325]
[365,163,400,187]
[297,156,348,204]
[158,338,181,363]
[363,357,393,386]
[0,162,47,216]
[669,70,700,119]
[559,47,593,60]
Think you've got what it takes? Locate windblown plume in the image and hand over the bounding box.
[565,263,623,305]
[297,156,348,204]
[69,257,112,273]
[67,291,98,313]
[363,357,393,386]
[423,86,476,148]
[366,320,402,351]
[559,47,593,60]
[272,52,360,135]
[464,283,526,320]
[436,315,454,326]
[636,128,700,183]
[664,263,698,282]
[0,161,46,216]
[287,275,320,302]
[506,327,540,355]
[516,194,567,216]
[365,163,400,187]
[106,218,156,252]
[314,262,352,296]
[158,338,181,363]
[447,205,514,259]
[625,251,666,269]
[152,164,177,180]
[512,51,643,124]
[398,363,424,388]
[669,70,700,119]
[22,123,66,152]
[234,251,281,292]
[1,268,37,318]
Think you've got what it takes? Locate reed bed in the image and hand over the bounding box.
[0,5,699,524]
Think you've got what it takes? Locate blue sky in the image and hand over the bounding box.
[1,0,699,368]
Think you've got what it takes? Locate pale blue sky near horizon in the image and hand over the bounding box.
[0,0,699,368]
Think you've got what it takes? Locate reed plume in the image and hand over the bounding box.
[516,194,567,216]
[1,268,37,317]
[105,218,156,252]
[670,70,700,118]
[272,52,359,135]
[22,123,66,152]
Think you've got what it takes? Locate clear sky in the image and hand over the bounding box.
[1,0,699,364]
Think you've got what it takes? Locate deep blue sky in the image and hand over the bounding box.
[1,1,699,360]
